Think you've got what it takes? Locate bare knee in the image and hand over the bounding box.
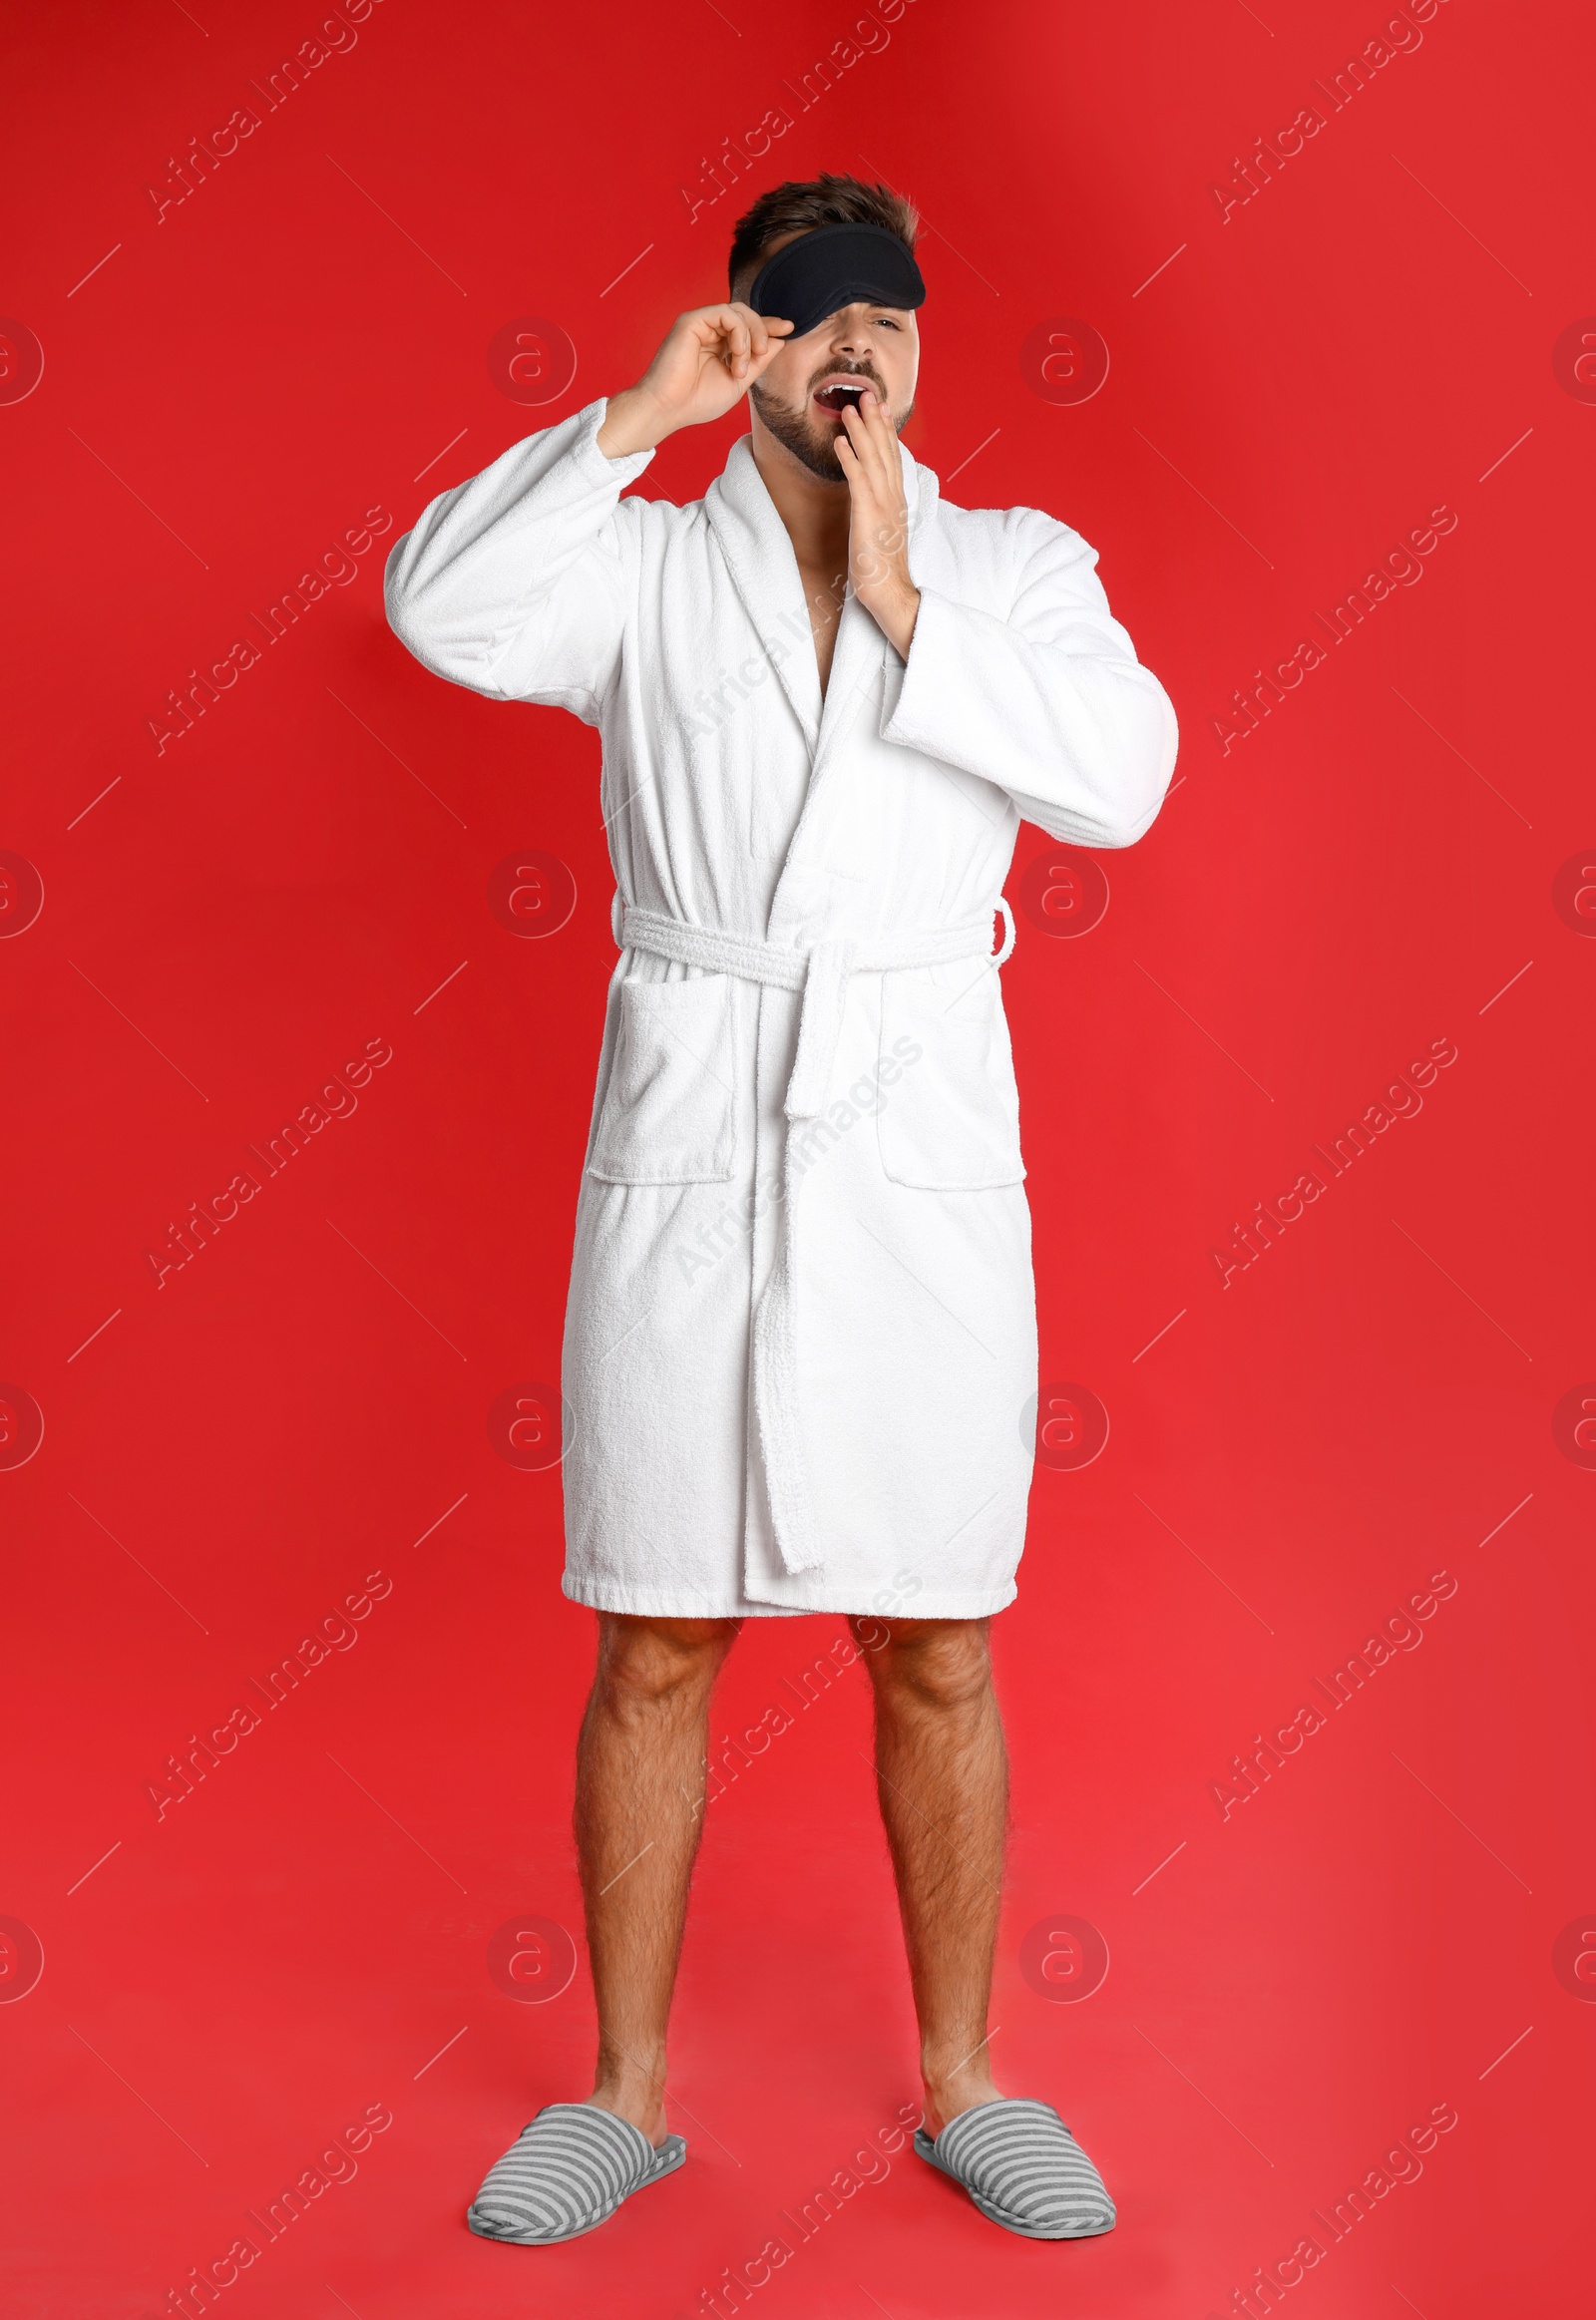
[594,1614,739,1715]
[852,1617,994,1712]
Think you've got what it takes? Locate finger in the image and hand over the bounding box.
[859,387,897,443]
[724,318,751,377]
[841,401,887,482]
[756,315,795,335]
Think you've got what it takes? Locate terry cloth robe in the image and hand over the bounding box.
[384,399,1177,1619]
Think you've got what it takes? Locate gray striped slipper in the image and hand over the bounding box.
[467,2103,686,2244]
[915,2098,1116,2239]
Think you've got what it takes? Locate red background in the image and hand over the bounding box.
[3,1,1593,2314]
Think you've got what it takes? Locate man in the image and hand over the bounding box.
[386,173,1176,2246]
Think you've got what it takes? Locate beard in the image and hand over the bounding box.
[749,372,913,485]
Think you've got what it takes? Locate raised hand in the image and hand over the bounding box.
[598,305,794,457]
[836,389,920,659]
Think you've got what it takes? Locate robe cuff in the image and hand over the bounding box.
[573,396,656,489]
[879,584,974,749]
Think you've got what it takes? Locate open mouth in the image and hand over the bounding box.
[813,378,874,417]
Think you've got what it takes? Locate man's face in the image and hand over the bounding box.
[744,259,920,485]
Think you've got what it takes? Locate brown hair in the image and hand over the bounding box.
[728,173,920,300]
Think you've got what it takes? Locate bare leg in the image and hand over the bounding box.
[574,1613,740,2145]
[850,1615,1007,2138]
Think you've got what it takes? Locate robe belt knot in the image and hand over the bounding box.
[618,900,1013,1124]
[616,897,1015,1579]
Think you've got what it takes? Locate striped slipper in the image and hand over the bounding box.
[467,2103,686,2244]
[915,2098,1116,2239]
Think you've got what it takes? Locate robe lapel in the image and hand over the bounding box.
[801,438,940,799]
[703,437,822,752]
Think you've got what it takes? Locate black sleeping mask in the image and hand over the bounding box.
[747,222,926,358]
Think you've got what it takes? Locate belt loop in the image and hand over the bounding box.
[611,890,626,949]
[993,895,1016,967]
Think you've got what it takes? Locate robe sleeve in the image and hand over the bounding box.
[383,398,654,723]
[880,507,1178,847]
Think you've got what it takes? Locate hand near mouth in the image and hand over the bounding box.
[835,388,920,660]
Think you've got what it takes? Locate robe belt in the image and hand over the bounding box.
[617,897,1017,1580]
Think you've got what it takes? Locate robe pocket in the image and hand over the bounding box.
[876,964,1026,1191]
[589,972,737,1185]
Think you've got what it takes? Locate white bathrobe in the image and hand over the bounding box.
[385,399,1176,1619]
